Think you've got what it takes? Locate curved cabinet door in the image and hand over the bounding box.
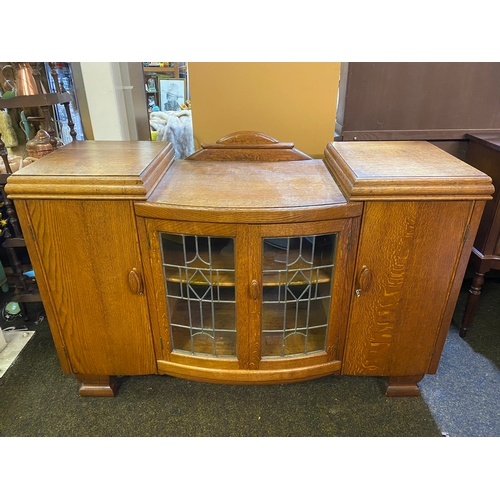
[141,217,359,384]
[248,218,359,377]
[141,220,249,377]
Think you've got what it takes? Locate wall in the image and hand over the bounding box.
[188,63,341,158]
[78,63,128,140]
[77,62,150,141]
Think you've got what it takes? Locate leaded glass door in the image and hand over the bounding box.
[143,217,357,380]
[260,233,337,357]
[162,233,237,357]
[143,220,249,371]
[248,219,357,372]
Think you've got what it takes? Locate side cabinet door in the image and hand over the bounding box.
[25,200,156,376]
[343,200,473,377]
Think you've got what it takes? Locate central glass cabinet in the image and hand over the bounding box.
[143,218,357,383]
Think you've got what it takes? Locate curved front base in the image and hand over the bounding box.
[157,360,342,385]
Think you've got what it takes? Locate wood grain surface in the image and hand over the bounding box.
[342,200,474,376]
[325,141,494,201]
[6,141,173,200]
[25,199,157,375]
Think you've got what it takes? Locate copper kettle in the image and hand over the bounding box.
[2,62,43,96]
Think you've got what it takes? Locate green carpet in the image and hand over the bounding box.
[7,267,498,438]
[0,301,440,437]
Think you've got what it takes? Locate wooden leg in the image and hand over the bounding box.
[459,271,485,338]
[19,301,29,322]
[385,375,424,397]
[75,374,118,397]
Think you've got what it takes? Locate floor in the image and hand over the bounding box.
[420,324,500,437]
[1,273,499,438]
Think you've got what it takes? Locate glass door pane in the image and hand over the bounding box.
[261,234,338,358]
[161,233,237,357]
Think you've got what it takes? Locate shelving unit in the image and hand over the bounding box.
[1,71,77,147]
[142,63,188,113]
[0,64,76,318]
[143,63,185,78]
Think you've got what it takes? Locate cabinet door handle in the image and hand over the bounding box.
[355,265,371,297]
[128,268,144,295]
[250,279,260,300]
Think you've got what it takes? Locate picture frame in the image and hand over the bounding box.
[158,77,186,112]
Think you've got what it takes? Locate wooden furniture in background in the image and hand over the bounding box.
[459,133,500,337]
[335,62,500,163]
[1,68,77,149]
[336,62,500,142]
[143,63,186,78]
[5,133,493,397]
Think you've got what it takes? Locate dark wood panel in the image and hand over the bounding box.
[336,62,500,140]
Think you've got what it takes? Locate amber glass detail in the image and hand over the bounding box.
[161,233,237,357]
[261,235,337,357]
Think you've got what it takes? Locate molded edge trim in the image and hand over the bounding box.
[5,143,175,200]
[324,144,495,201]
[157,359,341,384]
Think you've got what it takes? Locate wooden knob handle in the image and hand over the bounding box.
[355,265,371,297]
[128,268,144,295]
[250,279,260,300]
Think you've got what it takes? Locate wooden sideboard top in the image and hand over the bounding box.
[325,141,495,201]
[6,139,495,206]
[148,159,347,209]
[6,141,174,200]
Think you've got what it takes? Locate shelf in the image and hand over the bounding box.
[163,263,332,288]
[168,294,328,358]
[169,300,237,357]
[0,92,73,109]
[262,300,329,357]
[162,240,333,288]
[143,67,176,74]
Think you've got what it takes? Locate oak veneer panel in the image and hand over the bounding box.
[6,141,173,200]
[342,200,473,376]
[325,141,494,201]
[26,199,156,375]
[147,160,345,209]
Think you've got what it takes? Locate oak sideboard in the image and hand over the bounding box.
[5,132,494,397]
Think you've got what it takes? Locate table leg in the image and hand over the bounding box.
[459,271,485,338]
